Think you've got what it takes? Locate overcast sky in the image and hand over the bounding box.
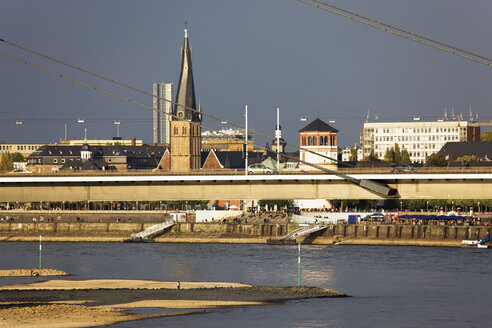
[1,0,492,149]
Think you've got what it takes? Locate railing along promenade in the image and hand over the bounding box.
[1,168,492,201]
[2,166,492,177]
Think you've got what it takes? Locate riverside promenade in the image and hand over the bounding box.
[1,210,490,246]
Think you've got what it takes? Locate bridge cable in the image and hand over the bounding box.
[298,0,492,67]
[307,0,492,63]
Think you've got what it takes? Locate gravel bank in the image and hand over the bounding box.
[0,268,68,277]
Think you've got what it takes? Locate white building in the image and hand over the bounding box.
[361,120,481,163]
[152,82,173,144]
[341,145,363,162]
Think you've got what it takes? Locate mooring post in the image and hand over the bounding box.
[297,243,301,286]
[39,234,42,269]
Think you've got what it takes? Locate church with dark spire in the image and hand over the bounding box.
[170,26,202,171]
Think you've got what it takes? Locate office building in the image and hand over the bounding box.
[361,120,481,163]
[152,82,173,144]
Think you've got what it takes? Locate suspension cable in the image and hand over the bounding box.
[298,0,492,67]
[309,0,492,63]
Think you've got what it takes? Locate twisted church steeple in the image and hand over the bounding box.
[174,27,199,122]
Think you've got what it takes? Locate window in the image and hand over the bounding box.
[308,136,312,146]
[324,136,328,145]
[174,127,178,134]
[182,126,187,134]
[313,136,317,145]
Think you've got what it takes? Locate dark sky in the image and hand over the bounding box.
[1,0,491,149]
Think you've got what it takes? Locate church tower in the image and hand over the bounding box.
[170,27,202,171]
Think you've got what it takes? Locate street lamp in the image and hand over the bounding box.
[77,118,86,140]
[114,121,121,138]
[400,201,402,211]
[426,201,429,212]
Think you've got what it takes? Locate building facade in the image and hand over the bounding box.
[0,143,43,157]
[298,118,338,170]
[361,121,481,164]
[152,82,173,144]
[201,129,254,152]
[27,144,166,173]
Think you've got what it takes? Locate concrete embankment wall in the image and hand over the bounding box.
[0,220,490,246]
[0,210,185,223]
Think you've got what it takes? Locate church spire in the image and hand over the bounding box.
[174,25,198,121]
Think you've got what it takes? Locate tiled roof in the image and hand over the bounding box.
[439,142,492,159]
[298,118,338,133]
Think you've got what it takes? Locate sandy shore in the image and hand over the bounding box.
[0,268,68,278]
[0,279,346,328]
[0,304,199,328]
[0,279,251,290]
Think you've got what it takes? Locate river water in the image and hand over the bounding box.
[0,242,490,327]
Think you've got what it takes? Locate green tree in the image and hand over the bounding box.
[349,146,358,162]
[384,147,395,164]
[366,149,379,162]
[393,143,401,165]
[11,152,26,162]
[0,151,14,172]
[425,153,447,167]
[480,130,492,141]
[383,143,412,165]
[401,149,411,165]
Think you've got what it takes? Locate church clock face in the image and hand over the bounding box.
[178,112,184,118]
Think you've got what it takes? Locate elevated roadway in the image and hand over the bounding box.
[1,173,491,201]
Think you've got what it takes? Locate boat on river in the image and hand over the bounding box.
[461,234,491,248]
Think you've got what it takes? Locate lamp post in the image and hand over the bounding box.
[114,121,121,138]
[245,105,248,176]
[426,201,429,212]
[400,201,402,211]
[77,118,86,140]
[478,201,480,213]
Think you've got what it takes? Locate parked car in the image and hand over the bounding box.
[391,165,417,173]
[248,164,274,174]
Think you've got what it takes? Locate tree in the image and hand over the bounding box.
[393,143,401,165]
[384,143,411,165]
[425,153,447,167]
[366,149,379,162]
[11,152,26,162]
[401,149,411,165]
[384,147,395,164]
[480,130,492,141]
[0,151,14,172]
[349,146,358,162]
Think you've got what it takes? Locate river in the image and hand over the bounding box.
[0,242,490,327]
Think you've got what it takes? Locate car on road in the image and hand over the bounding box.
[391,165,418,173]
[248,164,274,174]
